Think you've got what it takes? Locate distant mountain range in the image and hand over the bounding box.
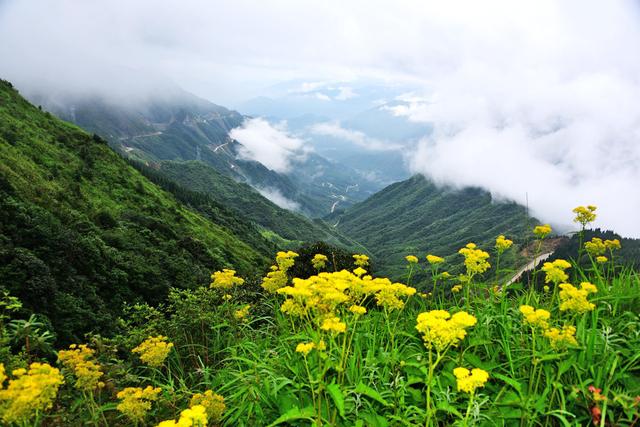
[34,86,379,217]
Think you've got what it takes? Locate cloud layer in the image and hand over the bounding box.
[230,118,304,173]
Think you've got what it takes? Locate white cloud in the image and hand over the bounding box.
[310,122,402,151]
[314,93,331,101]
[334,86,356,101]
[256,187,300,211]
[230,118,305,173]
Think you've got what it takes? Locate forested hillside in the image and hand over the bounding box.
[157,160,354,247]
[0,80,271,342]
[333,175,535,277]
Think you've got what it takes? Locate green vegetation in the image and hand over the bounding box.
[0,80,270,342]
[332,175,535,278]
[157,160,353,247]
[0,212,638,426]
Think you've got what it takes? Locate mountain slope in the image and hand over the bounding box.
[155,160,354,247]
[333,175,535,277]
[0,80,270,342]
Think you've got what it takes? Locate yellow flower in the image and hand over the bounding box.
[261,269,289,293]
[541,259,571,285]
[495,235,513,253]
[0,362,64,424]
[426,254,445,265]
[349,304,367,316]
[210,269,244,290]
[222,294,232,301]
[58,344,104,391]
[234,304,251,321]
[415,310,476,351]
[544,325,578,350]
[458,244,490,276]
[451,285,462,293]
[190,390,225,423]
[543,285,550,293]
[116,385,162,422]
[157,404,208,427]
[375,282,416,311]
[441,271,451,279]
[312,254,329,270]
[317,340,327,351]
[453,367,489,393]
[353,254,369,267]
[533,224,552,239]
[276,251,299,271]
[519,305,551,329]
[585,237,606,257]
[132,336,174,368]
[604,239,621,250]
[573,205,597,228]
[558,282,597,314]
[596,256,608,264]
[405,255,419,264]
[321,316,347,334]
[295,342,316,356]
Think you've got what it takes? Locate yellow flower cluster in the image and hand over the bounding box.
[559,282,597,314]
[0,362,64,424]
[533,224,552,239]
[157,405,208,427]
[541,259,572,285]
[495,235,513,253]
[132,336,174,367]
[451,285,462,293]
[278,270,415,320]
[262,252,299,293]
[415,310,477,351]
[605,238,621,250]
[117,385,162,421]
[405,255,419,264]
[596,256,608,264]
[312,254,328,270]
[519,305,551,329]
[210,269,244,290]
[58,344,104,391]
[190,390,225,422]
[544,326,578,350]
[349,304,367,315]
[295,342,316,356]
[234,304,251,321]
[573,205,597,227]
[353,254,369,267]
[585,237,606,256]
[453,367,489,393]
[458,243,490,276]
[321,316,347,334]
[426,254,444,265]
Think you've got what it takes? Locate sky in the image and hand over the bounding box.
[1,0,640,236]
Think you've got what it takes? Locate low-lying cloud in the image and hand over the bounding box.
[256,187,300,211]
[230,118,305,173]
[310,122,402,152]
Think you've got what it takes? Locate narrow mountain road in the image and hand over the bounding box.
[506,252,553,286]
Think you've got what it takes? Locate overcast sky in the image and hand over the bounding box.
[1,0,640,236]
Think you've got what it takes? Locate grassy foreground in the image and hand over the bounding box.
[0,207,638,426]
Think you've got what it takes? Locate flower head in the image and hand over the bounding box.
[426,254,445,265]
[295,342,316,356]
[116,385,161,422]
[495,235,513,253]
[604,239,621,251]
[416,310,476,351]
[321,316,347,334]
[210,269,244,290]
[559,282,597,314]
[190,390,225,423]
[158,404,208,426]
[132,336,174,367]
[533,224,552,239]
[458,244,490,276]
[312,254,329,270]
[0,362,64,424]
[58,344,104,391]
[541,259,572,285]
[453,367,489,393]
[353,254,369,267]
[573,205,597,228]
[234,304,251,321]
[585,237,606,257]
[405,255,419,264]
[519,305,551,329]
[544,325,578,350]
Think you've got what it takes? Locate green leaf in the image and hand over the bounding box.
[327,383,346,418]
[267,406,315,426]
[354,382,391,407]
